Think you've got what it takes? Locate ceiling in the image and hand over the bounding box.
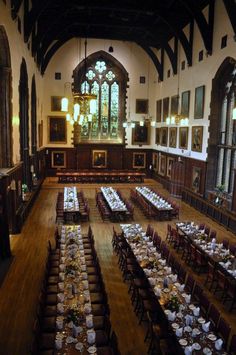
[9,0,234,76]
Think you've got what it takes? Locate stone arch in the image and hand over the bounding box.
[0,25,13,167]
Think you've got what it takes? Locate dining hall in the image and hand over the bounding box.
[1,0,236,354]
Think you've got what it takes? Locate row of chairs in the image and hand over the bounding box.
[77,191,90,221]
[113,224,236,354]
[31,226,120,354]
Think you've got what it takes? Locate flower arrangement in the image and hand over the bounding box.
[66,304,83,326]
[22,184,28,193]
[65,261,78,276]
[165,295,180,312]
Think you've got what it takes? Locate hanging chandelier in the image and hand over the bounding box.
[61,40,97,125]
[166,113,189,126]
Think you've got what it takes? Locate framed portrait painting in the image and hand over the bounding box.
[167,157,174,178]
[51,96,63,112]
[194,85,205,119]
[51,151,66,168]
[170,95,179,116]
[181,90,190,117]
[155,128,161,145]
[161,127,168,146]
[191,126,203,152]
[163,97,169,122]
[132,122,150,145]
[169,127,177,148]
[136,99,148,114]
[192,166,201,193]
[152,152,159,172]
[92,150,107,168]
[133,152,146,169]
[48,116,67,143]
[159,154,166,176]
[156,99,162,122]
[179,127,189,150]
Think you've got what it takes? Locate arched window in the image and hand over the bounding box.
[0,26,13,168]
[73,51,128,144]
[206,57,236,206]
[216,77,236,194]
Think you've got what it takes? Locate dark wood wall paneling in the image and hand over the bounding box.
[183,158,206,196]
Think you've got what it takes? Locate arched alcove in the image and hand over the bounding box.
[19,58,30,188]
[206,57,236,207]
[0,25,13,168]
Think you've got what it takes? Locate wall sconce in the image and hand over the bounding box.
[108,46,114,53]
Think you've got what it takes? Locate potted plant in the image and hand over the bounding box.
[215,184,226,205]
[22,184,28,201]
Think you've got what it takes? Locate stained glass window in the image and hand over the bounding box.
[73,53,128,144]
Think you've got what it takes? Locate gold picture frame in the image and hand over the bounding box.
[161,127,168,146]
[51,96,63,112]
[51,151,66,168]
[179,127,189,150]
[152,152,159,172]
[135,99,149,114]
[133,152,146,169]
[167,157,174,178]
[191,126,203,152]
[155,128,161,145]
[192,166,201,193]
[48,116,67,144]
[169,127,177,148]
[159,154,166,176]
[132,122,150,145]
[92,150,107,168]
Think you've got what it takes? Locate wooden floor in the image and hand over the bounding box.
[0,178,236,355]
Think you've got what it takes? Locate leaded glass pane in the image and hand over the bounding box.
[101,81,109,137]
[80,118,89,139]
[91,81,99,138]
[95,61,106,73]
[106,70,115,81]
[81,81,90,94]
[86,70,95,80]
[110,82,119,138]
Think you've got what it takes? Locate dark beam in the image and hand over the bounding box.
[11,0,23,20]
[138,44,164,81]
[164,36,178,75]
[222,0,236,36]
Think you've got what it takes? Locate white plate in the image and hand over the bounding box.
[75,342,83,351]
[189,304,195,310]
[66,336,74,344]
[179,339,188,346]
[172,323,179,329]
[163,288,170,293]
[203,348,212,355]
[192,328,201,335]
[198,317,205,324]
[193,343,201,350]
[87,346,97,354]
[184,326,192,333]
[207,334,217,341]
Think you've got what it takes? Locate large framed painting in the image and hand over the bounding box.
[194,85,205,119]
[162,97,169,122]
[51,96,63,112]
[169,127,177,148]
[133,152,146,169]
[179,127,189,149]
[51,151,66,168]
[156,99,162,122]
[135,99,148,114]
[161,127,168,146]
[48,116,67,143]
[191,126,203,152]
[155,128,161,145]
[152,152,159,172]
[92,150,107,168]
[192,166,201,193]
[132,122,150,145]
[181,90,190,117]
[167,157,175,178]
[159,154,166,176]
[170,95,179,116]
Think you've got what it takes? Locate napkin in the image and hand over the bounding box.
[171,274,177,282]
[184,346,192,355]
[55,338,62,350]
[84,303,92,314]
[215,338,223,350]
[148,277,156,286]
[184,294,191,303]
[168,311,176,321]
[58,282,64,291]
[57,293,65,303]
[87,329,96,345]
[56,316,64,330]
[165,267,172,275]
[59,264,65,272]
[154,286,161,297]
[144,268,152,276]
[185,315,193,326]
[178,284,185,292]
[59,272,65,281]
[192,328,199,337]
[82,272,88,280]
[193,307,200,317]
[86,314,93,328]
[202,321,211,332]
[57,303,64,314]
[72,324,81,337]
[175,327,183,337]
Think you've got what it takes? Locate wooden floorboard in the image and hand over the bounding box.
[0,179,236,355]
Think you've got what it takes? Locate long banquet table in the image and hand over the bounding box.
[100,186,128,221]
[135,186,173,220]
[54,225,98,354]
[120,223,228,355]
[57,170,146,183]
[176,222,236,280]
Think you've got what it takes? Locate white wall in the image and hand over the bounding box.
[0,1,44,165]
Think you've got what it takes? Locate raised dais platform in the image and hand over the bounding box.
[56,170,146,183]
